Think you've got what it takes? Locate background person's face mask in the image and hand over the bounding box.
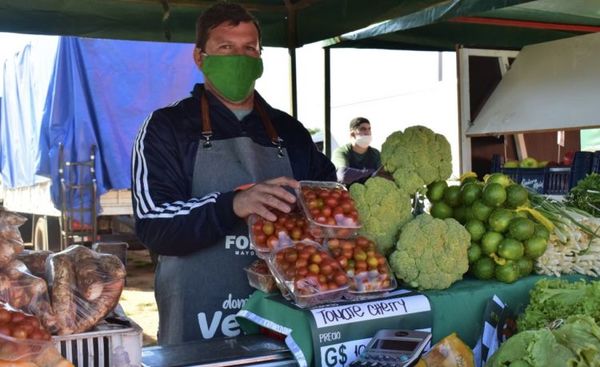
[354,135,372,148]
[202,54,263,102]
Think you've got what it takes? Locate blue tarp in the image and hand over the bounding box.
[1,36,203,210]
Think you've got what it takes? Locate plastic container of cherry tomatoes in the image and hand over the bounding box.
[244,259,278,293]
[267,240,349,308]
[247,209,315,259]
[325,237,397,297]
[295,181,361,239]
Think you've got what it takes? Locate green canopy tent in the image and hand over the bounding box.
[327,0,600,51]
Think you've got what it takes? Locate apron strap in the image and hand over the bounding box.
[200,89,285,157]
[254,98,285,158]
[200,91,213,148]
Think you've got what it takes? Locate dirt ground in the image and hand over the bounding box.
[120,249,159,346]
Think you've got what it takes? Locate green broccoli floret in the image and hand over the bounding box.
[388,213,471,290]
[349,177,413,255]
[381,126,452,195]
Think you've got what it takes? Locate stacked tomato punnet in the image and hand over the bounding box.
[296,181,361,239]
[249,209,314,257]
[327,236,396,293]
[244,259,277,293]
[269,241,349,307]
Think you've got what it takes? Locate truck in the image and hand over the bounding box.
[0,35,202,251]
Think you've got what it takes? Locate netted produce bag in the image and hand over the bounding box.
[0,261,57,334]
[0,210,27,267]
[46,245,126,335]
[0,302,73,367]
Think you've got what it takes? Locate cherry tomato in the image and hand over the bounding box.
[254,232,267,247]
[262,222,275,236]
[334,272,349,286]
[284,249,298,263]
[325,197,338,208]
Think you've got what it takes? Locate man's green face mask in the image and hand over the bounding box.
[202,54,263,102]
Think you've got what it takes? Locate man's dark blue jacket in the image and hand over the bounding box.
[131,84,336,256]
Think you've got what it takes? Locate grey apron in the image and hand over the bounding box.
[155,93,294,344]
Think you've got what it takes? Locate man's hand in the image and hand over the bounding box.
[233,177,299,221]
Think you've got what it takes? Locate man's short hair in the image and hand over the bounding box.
[349,117,370,131]
[195,2,262,50]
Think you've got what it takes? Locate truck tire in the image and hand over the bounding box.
[33,216,62,252]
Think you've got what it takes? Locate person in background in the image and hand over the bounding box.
[332,117,381,185]
[131,2,335,345]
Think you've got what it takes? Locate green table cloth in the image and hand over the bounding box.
[237,274,587,366]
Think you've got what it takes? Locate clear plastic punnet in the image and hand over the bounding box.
[244,259,277,293]
[267,240,349,308]
[247,208,315,259]
[325,237,397,298]
[295,181,361,239]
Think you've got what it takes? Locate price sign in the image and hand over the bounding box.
[308,293,432,367]
[320,338,371,367]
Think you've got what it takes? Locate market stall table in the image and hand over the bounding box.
[237,274,588,366]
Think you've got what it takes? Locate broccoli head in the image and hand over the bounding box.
[381,126,452,195]
[349,177,413,255]
[388,213,470,290]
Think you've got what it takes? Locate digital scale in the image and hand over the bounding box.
[349,329,432,367]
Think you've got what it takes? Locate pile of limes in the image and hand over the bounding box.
[427,173,549,283]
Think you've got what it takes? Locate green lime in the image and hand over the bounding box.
[468,243,482,264]
[472,257,495,280]
[533,224,550,240]
[495,261,520,283]
[482,183,507,207]
[508,217,536,241]
[486,173,512,187]
[465,219,486,242]
[460,183,482,206]
[453,206,467,224]
[498,238,524,260]
[472,200,494,222]
[488,208,514,233]
[517,258,534,277]
[481,231,503,255]
[430,201,453,219]
[443,185,462,207]
[505,184,529,208]
[427,180,448,202]
[524,236,548,259]
[461,177,479,186]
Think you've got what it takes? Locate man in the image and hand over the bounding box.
[332,117,381,185]
[131,2,335,345]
